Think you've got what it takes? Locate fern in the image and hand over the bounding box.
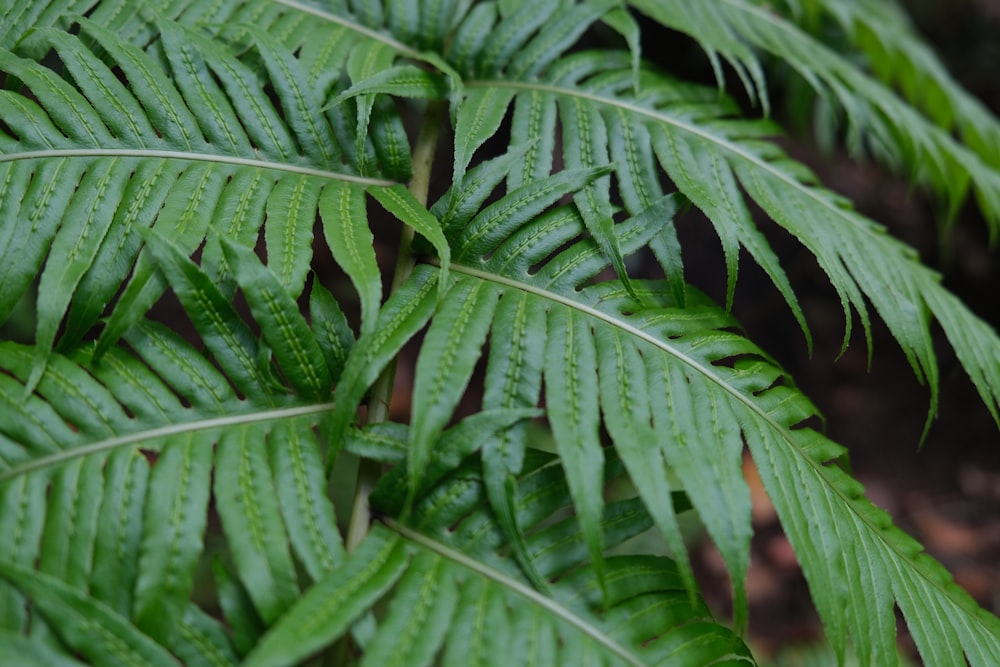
[1,1,999,665]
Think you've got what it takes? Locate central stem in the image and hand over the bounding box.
[344,100,447,552]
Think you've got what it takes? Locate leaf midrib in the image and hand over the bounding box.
[445,260,989,633]
[0,148,397,186]
[0,402,335,484]
[462,78,982,249]
[383,517,647,667]
[272,0,421,59]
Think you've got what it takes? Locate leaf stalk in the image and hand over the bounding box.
[345,100,448,552]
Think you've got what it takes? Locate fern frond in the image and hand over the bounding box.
[4,3,1000,666]
[789,0,1000,175]
[0,562,182,667]
[245,448,754,667]
[0,239,349,658]
[455,49,1000,431]
[0,0,96,49]
[629,0,1000,235]
[0,11,428,367]
[404,157,1000,663]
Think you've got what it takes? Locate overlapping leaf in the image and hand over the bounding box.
[244,446,754,667]
[449,42,1000,434]
[628,0,1000,234]
[0,241,349,662]
[3,2,1000,666]
[404,144,1000,663]
[0,8,427,367]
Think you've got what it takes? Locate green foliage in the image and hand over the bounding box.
[1,1,999,665]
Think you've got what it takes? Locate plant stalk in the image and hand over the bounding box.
[345,100,447,553]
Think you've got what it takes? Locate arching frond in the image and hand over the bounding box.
[389,173,1000,663]
[0,8,425,373]
[244,449,755,667]
[446,52,1000,430]
[628,0,1000,234]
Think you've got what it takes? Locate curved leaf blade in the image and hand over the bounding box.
[408,277,500,499]
[221,236,332,401]
[0,563,179,667]
[243,527,407,667]
[214,424,300,625]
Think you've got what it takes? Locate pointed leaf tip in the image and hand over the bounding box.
[370,185,451,293]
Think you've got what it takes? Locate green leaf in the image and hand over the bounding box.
[30,157,134,385]
[383,515,755,667]
[345,40,395,172]
[221,236,332,401]
[476,0,559,76]
[544,306,607,595]
[0,473,46,632]
[370,184,452,289]
[61,159,180,348]
[95,160,244,356]
[358,551,459,667]
[480,290,547,588]
[601,7,642,91]
[456,166,613,261]
[243,527,407,667]
[0,158,83,324]
[0,563,180,667]
[213,557,266,657]
[332,64,450,105]
[408,277,500,500]
[448,2,499,75]
[156,19,250,154]
[0,631,88,667]
[172,604,240,667]
[441,576,506,667]
[453,87,516,182]
[263,175,323,296]
[343,422,410,464]
[38,456,104,589]
[369,96,414,181]
[432,143,532,235]
[267,418,345,580]
[508,89,558,190]
[372,409,544,513]
[133,432,213,643]
[509,0,623,78]
[309,276,356,383]
[141,228,273,403]
[328,265,440,455]
[318,181,381,335]
[560,94,636,296]
[650,354,752,632]
[4,4,1000,667]
[242,25,341,168]
[214,424,300,624]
